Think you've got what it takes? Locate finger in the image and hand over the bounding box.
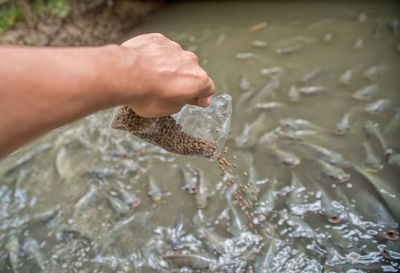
[197,76,216,98]
[188,96,211,108]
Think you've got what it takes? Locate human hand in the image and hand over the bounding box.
[114,33,215,118]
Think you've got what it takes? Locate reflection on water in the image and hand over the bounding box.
[1,1,400,272]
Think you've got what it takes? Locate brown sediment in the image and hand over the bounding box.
[111,105,217,158]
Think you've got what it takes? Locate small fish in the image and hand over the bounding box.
[288,85,300,102]
[384,107,400,135]
[225,187,247,236]
[388,18,400,36]
[181,164,199,194]
[239,75,251,91]
[256,127,281,148]
[106,195,130,215]
[352,84,379,100]
[301,69,321,83]
[147,177,162,201]
[363,64,389,80]
[279,118,326,132]
[163,254,214,269]
[170,212,185,251]
[286,171,306,210]
[256,178,278,216]
[354,38,364,49]
[363,141,383,172]
[338,69,353,86]
[316,160,351,182]
[6,235,20,273]
[364,121,393,155]
[255,102,283,110]
[335,107,360,135]
[250,22,267,32]
[256,230,278,272]
[30,207,60,223]
[119,188,140,208]
[235,89,254,113]
[276,47,296,54]
[278,129,317,142]
[323,32,332,42]
[252,40,268,47]
[197,224,226,254]
[72,184,98,219]
[353,164,400,222]
[297,142,351,168]
[365,99,392,114]
[235,113,269,148]
[272,148,301,167]
[251,79,281,103]
[388,153,400,167]
[236,52,254,59]
[55,145,75,181]
[195,170,208,209]
[260,66,284,77]
[299,86,327,95]
[23,238,47,271]
[358,12,368,22]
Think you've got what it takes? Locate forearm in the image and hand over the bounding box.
[0,45,123,158]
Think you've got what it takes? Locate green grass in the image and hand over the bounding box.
[0,0,70,34]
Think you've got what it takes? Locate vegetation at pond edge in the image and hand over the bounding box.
[0,0,69,34]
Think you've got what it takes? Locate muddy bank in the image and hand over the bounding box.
[0,0,165,46]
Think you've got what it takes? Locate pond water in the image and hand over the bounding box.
[1,1,399,272]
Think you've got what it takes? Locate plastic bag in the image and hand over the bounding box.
[110,94,232,160]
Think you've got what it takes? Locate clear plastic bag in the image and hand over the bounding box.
[110,94,232,160]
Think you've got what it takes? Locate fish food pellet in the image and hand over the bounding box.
[111,105,218,159]
[243,171,248,176]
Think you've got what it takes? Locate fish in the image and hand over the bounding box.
[197,224,226,254]
[272,148,301,167]
[239,75,252,91]
[72,184,99,219]
[6,234,20,273]
[278,129,317,142]
[235,89,254,112]
[388,18,400,36]
[276,47,296,54]
[106,195,130,215]
[301,69,321,83]
[362,141,383,172]
[147,177,162,201]
[352,84,379,100]
[225,187,247,236]
[388,153,400,167]
[286,213,315,238]
[23,238,47,271]
[352,164,400,222]
[256,127,281,148]
[256,230,278,272]
[181,164,199,194]
[255,102,283,110]
[316,160,351,182]
[119,188,140,208]
[260,66,284,78]
[297,142,351,168]
[250,22,268,32]
[251,79,281,103]
[286,171,307,211]
[279,118,326,132]
[338,69,353,85]
[163,254,214,269]
[363,64,389,80]
[55,144,77,181]
[252,40,268,47]
[288,85,300,102]
[236,52,254,59]
[364,120,393,155]
[335,107,360,135]
[354,38,364,49]
[256,178,278,217]
[235,113,269,148]
[195,170,208,209]
[30,207,60,223]
[307,175,343,224]
[298,86,327,95]
[323,32,332,42]
[170,211,185,251]
[384,107,400,135]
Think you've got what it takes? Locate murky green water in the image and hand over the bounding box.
[1,1,400,272]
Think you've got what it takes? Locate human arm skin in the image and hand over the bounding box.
[0,33,215,158]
